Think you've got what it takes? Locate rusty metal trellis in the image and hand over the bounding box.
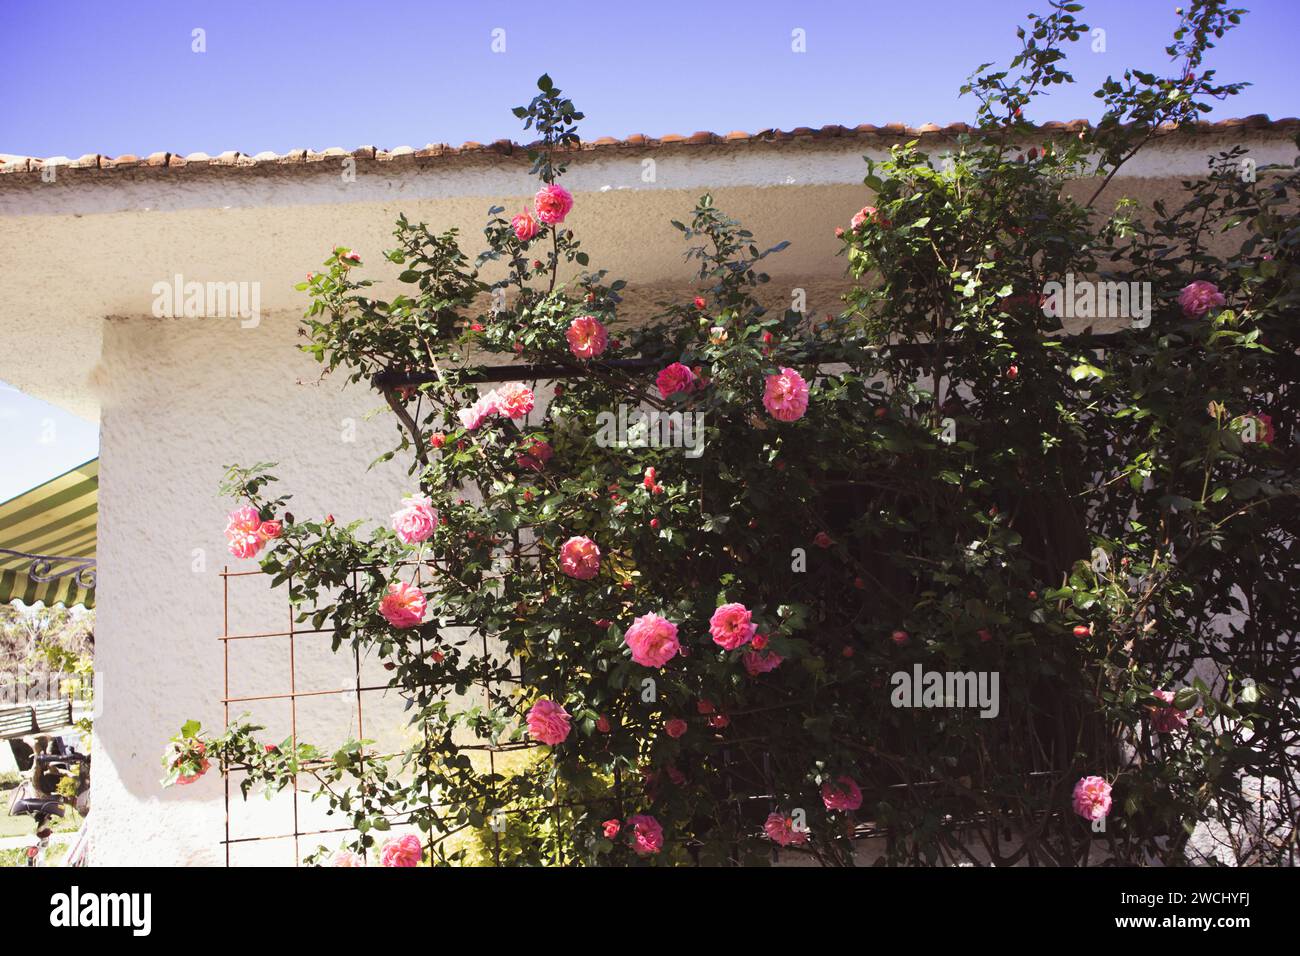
[218,563,625,867]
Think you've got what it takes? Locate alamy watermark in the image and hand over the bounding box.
[151,274,261,328]
[1042,273,1151,328]
[595,405,705,458]
[890,665,1000,718]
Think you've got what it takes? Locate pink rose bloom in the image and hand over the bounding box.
[494,382,535,420]
[821,776,863,812]
[225,506,266,558]
[516,440,554,471]
[709,603,756,650]
[743,649,783,676]
[526,698,571,746]
[763,812,809,846]
[257,520,282,540]
[850,206,876,230]
[627,814,664,856]
[624,613,681,667]
[511,209,539,242]
[1178,280,1226,317]
[329,849,364,867]
[559,536,601,580]
[379,580,427,629]
[534,183,574,225]
[655,362,697,399]
[764,367,810,421]
[390,493,437,545]
[227,531,264,560]
[1150,689,1189,734]
[225,507,259,534]
[664,718,688,739]
[458,392,500,431]
[1071,775,1113,821]
[379,834,423,867]
[602,819,621,839]
[566,315,609,360]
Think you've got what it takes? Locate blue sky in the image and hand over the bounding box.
[0,0,1296,495]
[1,0,1296,160]
[0,383,99,502]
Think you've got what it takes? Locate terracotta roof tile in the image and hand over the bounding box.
[2,117,1296,180]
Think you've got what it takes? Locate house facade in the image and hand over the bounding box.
[1,115,1294,864]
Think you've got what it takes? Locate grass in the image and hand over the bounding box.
[0,844,69,867]
[0,802,82,839]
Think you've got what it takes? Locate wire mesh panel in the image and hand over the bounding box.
[217,563,621,866]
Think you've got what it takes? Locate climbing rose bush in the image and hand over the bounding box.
[170,4,1298,867]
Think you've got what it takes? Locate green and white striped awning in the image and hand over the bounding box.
[0,458,97,609]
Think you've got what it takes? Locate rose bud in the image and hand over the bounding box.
[596,715,611,733]
[891,629,909,646]
[693,296,706,310]
[1073,624,1091,638]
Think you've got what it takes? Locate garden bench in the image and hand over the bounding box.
[0,700,74,741]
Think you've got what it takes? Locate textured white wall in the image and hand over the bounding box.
[91,309,431,865]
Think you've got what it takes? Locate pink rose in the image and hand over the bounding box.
[821,776,863,812]
[743,649,783,676]
[763,812,809,847]
[257,520,282,540]
[458,392,500,432]
[534,183,574,225]
[813,532,833,549]
[225,506,267,558]
[227,531,264,560]
[655,362,697,399]
[1071,775,1112,821]
[1149,689,1189,734]
[559,536,601,580]
[664,718,688,739]
[379,834,423,867]
[1177,280,1226,317]
[627,814,663,855]
[329,849,364,867]
[850,205,890,230]
[624,613,681,667]
[763,367,810,421]
[566,315,609,360]
[379,580,427,629]
[390,493,437,546]
[494,382,535,420]
[526,698,571,746]
[602,819,621,839]
[225,506,259,534]
[511,210,539,242]
[516,440,554,472]
[709,603,756,650]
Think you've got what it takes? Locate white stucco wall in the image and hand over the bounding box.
[92,310,450,865]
